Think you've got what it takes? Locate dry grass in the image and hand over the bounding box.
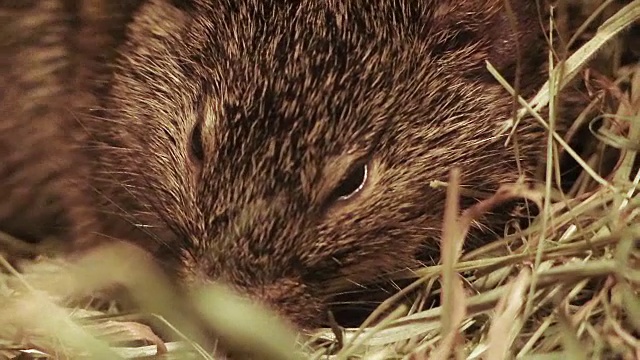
[1,1,639,359]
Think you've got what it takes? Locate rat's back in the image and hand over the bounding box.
[0,0,141,245]
[0,0,80,243]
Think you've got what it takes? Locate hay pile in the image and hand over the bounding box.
[1,1,639,359]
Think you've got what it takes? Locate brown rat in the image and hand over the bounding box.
[1,0,550,328]
[86,0,550,328]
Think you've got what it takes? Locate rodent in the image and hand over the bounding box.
[1,0,549,328]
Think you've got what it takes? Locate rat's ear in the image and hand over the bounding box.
[431,0,547,73]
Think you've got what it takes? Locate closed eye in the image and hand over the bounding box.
[329,161,368,203]
[189,120,205,164]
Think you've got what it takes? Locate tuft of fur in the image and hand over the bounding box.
[2,0,552,328]
[86,0,550,327]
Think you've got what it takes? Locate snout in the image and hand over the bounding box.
[235,278,326,329]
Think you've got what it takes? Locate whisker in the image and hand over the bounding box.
[326,300,383,307]
[86,183,181,257]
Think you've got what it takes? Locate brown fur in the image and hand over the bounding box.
[0,0,88,245]
[0,0,144,247]
[2,0,550,328]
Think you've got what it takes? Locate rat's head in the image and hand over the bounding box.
[92,0,547,327]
